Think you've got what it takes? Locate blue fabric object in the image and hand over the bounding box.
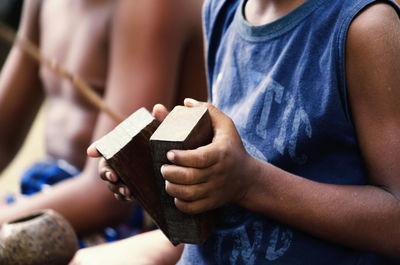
[6,160,151,248]
[20,160,80,195]
[178,0,400,264]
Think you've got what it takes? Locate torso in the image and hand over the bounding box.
[179,0,399,264]
[39,0,113,169]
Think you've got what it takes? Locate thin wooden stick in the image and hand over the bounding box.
[0,22,123,123]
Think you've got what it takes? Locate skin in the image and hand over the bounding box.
[0,0,206,237]
[69,229,184,265]
[244,0,306,24]
[88,0,400,263]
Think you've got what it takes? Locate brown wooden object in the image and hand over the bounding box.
[150,106,215,245]
[95,106,215,245]
[94,108,167,234]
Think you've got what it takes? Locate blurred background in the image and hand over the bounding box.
[0,0,45,194]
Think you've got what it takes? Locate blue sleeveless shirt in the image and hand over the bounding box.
[178,0,400,264]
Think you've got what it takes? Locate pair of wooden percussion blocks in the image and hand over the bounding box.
[95,106,214,245]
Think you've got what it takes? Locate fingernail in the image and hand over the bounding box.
[105,171,112,181]
[119,187,126,196]
[184,98,199,106]
[167,151,175,161]
[86,142,99,156]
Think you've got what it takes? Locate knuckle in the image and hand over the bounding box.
[184,169,196,184]
[167,182,197,201]
[196,152,208,167]
[181,186,196,201]
[227,116,235,126]
[218,145,230,162]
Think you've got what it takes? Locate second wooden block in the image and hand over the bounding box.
[150,105,215,245]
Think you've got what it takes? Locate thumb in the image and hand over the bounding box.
[152,104,169,122]
[87,142,101,157]
[183,98,208,108]
[184,98,229,132]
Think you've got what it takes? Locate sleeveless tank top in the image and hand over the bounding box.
[178,0,400,264]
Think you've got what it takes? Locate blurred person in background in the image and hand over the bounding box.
[84,0,400,264]
[0,0,206,248]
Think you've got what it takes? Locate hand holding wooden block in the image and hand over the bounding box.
[95,108,167,234]
[95,106,215,245]
[150,105,214,245]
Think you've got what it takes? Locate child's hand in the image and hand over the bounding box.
[87,144,133,201]
[161,98,254,214]
[86,104,170,201]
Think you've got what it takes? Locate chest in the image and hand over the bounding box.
[209,19,363,180]
[39,0,112,95]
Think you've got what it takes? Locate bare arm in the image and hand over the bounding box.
[69,229,183,265]
[104,0,204,112]
[0,0,44,171]
[161,3,400,258]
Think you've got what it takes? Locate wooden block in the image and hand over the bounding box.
[95,106,215,245]
[150,106,214,245]
[95,108,168,236]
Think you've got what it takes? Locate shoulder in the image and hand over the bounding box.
[345,2,400,124]
[346,2,400,80]
[345,2,400,78]
[347,2,400,47]
[346,2,400,88]
[202,0,240,41]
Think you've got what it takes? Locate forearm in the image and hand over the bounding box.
[0,171,135,236]
[0,46,44,173]
[241,157,400,257]
[70,229,183,265]
[118,229,184,265]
